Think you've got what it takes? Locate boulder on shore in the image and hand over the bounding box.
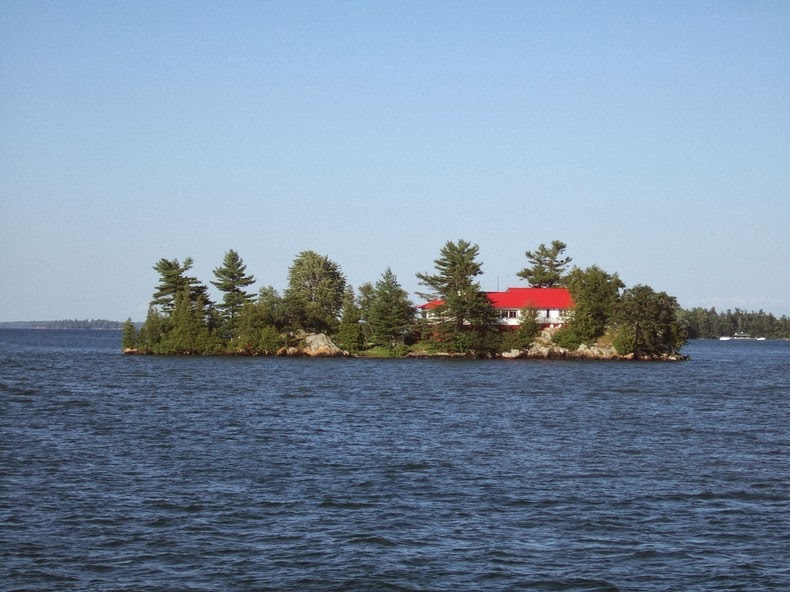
[276,332,346,357]
[302,333,345,357]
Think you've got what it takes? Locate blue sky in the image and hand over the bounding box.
[2,1,789,321]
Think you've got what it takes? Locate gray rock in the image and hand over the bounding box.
[302,333,345,357]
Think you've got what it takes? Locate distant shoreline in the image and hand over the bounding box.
[0,321,126,330]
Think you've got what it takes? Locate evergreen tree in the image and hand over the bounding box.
[235,301,283,354]
[283,250,347,333]
[253,325,284,355]
[516,307,540,344]
[139,305,164,353]
[151,257,210,314]
[356,282,376,347]
[211,249,256,338]
[159,288,220,354]
[416,239,499,354]
[517,240,572,287]
[236,295,284,355]
[613,285,686,357]
[564,265,624,342]
[121,318,137,350]
[368,267,415,349]
[255,286,287,330]
[500,307,539,351]
[336,286,364,353]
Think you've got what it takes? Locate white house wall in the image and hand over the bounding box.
[496,308,569,327]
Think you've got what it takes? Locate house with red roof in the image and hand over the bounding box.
[419,287,574,329]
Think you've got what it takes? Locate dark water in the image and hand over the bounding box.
[1,330,788,591]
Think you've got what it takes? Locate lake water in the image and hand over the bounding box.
[1,330,788,591]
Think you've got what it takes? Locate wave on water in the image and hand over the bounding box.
[1,333,788,591]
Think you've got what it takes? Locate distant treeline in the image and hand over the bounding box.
[681,308,790,339]
[0,319,125,330]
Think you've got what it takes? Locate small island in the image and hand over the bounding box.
[122,240,700,360]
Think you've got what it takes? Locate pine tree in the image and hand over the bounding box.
[121,318,137,351]
[368,267,415,349]
[356,282,376,347]
[336,286,364,353]
[211,249,256,338]
[517,240,572,287]
[159,288,220,354]
[151,257,211,314]
[417,239,499,354]
[235,296,285,355]
[516,307,540,344]
[283,250,346,333]
[139,306,164,353]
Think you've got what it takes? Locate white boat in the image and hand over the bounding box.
[719,332,766,341]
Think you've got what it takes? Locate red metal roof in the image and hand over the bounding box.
[420,299,444,310]
[487,287,574,309]
[419,287,574,310]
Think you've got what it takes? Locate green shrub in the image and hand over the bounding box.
[501,329,529,351]
[552,327,581,350]
[612,326,635,355]
[255,325,284,355]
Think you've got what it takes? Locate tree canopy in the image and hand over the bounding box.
[416,239,499,354]
[613,285,686,357]
[368,267,415,349]
[211,249,256,335]
[151,257,210,314]
[517,240,572,287]
[564,265,624,343]
[336,286,365,353]
[283,250,347,333]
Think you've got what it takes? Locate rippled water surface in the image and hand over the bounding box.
[1,330,788,591]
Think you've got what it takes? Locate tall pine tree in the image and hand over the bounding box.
[368,267,415,349]
[211,249,256,338]
[517,240,572,287]
[417,239,499,354]
[336,286,365,353]
[151,257,211,314]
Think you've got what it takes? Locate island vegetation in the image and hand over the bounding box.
[121,240,722,360]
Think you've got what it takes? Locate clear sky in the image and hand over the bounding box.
[2,1,789,321]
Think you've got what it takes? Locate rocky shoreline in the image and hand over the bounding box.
[405,347,687,361]
[124,331,687,361]
[123,332,349,357]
